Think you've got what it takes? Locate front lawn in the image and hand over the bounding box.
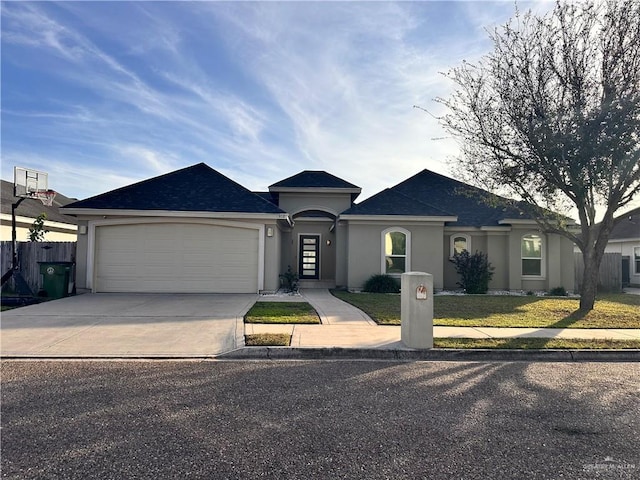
[245,302,321,324]
[330,291,640,328]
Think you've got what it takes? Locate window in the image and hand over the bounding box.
[522,234,544,277]
[450,234,470,257]
[635,247,640,274]
[382,228,410,275]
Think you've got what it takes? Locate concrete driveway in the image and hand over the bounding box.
[0,293,257,357]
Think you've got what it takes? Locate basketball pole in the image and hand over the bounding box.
[11,197,26,271]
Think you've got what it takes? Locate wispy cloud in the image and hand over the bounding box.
[1,1,545,200]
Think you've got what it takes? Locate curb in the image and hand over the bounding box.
[220,347,640,362]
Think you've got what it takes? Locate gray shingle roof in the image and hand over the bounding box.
[64,163,286,214]
[610,207,640,240]
[341,188,453,217]
[1,179,77,225]
[270,171,360,190]
[343,169,528,226]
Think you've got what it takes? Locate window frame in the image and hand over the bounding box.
[521,233,545,278]
[450,234,471,258]
[634,247,640,275]
[381,227,411,276]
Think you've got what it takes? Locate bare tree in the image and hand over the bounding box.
[437,0,640,312]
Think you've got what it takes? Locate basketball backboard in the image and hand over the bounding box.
[14,167,48,198]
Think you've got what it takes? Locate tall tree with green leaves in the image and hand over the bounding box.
[437,0,640,311]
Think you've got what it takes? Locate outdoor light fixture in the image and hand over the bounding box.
[267,227,274,237]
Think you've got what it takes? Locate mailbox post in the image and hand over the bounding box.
[401,272,434,349]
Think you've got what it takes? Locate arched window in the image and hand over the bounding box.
[521,233,544,277]
[382,228,410,275]
[450,234,471,257]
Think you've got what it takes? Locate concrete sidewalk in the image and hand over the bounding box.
[246,289,640,349]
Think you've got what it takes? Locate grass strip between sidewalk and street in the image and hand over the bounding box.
[330,291,640,329]
[245,302,321,324]
[243,334,640,349]
[245,333,292,346]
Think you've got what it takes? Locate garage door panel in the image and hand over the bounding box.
[95,223,260,293]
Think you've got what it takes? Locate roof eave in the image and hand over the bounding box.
[339,214,458,222]
[61,208,290,221]
[269,186,362,194]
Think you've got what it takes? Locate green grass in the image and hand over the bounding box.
[245,333,291,346]
[434,338,640,349]
[245,302,321,324]
[331,291,640,328]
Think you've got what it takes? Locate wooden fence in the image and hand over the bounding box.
[1,241,76,294]
[574,252,622,293]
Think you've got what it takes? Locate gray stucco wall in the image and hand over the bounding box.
[286,220,336,281]
[442,228,574,293]
[346,221,445,290]
[263,223,281,292]
[75,219,90,291]
[277,193,353,217]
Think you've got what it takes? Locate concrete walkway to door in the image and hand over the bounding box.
[1,293,256,358]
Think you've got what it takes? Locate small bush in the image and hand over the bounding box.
[450,250,495,294]
[363,274,400,293]
[549,286,568,296]
[279,266,299,292]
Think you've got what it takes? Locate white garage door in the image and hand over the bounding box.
[95,223,260,293]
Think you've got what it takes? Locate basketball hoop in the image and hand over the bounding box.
[33,190,57,207]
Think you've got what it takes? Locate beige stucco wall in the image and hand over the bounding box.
[346,221,445,291]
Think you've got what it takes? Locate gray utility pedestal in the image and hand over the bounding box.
[401,272,434,349]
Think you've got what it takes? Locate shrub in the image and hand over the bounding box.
[279,266,299,293]
[450,250,495,294]
[549,286,568,296]
[363,274,400,293]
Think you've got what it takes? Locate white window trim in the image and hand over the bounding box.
[381,227,411,276]
[521,232,546,279]
[450,233,471,258]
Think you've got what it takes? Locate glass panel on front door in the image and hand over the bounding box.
[299,235,320,279]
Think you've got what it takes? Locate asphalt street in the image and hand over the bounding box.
[2,360,638,479]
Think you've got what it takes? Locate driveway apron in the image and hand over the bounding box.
[0,293,257,357]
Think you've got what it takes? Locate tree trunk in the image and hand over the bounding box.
[579,251,600,312]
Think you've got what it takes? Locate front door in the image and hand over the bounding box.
[299,235,320,279]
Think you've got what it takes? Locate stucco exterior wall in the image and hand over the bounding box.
[486,232,509,290]
[277,193,353,217]
[286,219,336,281]
[346,221,445,290]
[442,231,511,291]
[263,223,281,292]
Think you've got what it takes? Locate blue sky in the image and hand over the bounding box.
[1,1,551,201]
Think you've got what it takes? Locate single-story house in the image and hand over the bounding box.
[62,163,575,294]
[602,207,640,288]
[1,179,78,242]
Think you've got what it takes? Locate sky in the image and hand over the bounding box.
[1,0,553,202]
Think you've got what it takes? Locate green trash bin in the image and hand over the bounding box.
[38,262,75,299]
